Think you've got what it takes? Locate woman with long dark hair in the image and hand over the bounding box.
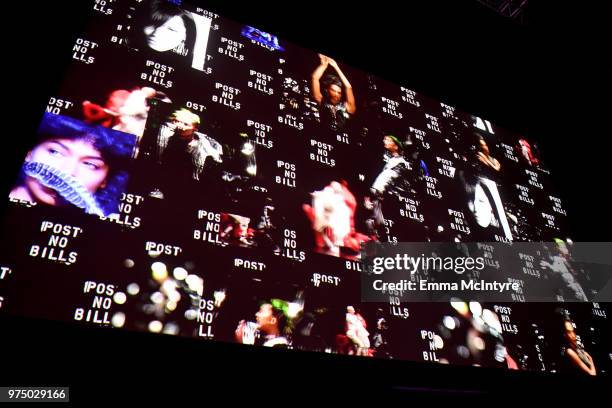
[558,312,597,375]
[128,0,198,58]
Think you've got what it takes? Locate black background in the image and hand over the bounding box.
[0,0,609,402]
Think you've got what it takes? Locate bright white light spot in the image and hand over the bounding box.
[127,283,140,296]
[151,291,165,304]
[162,279,177,293]
[167,290,181,303]
[111,312,126,328]
[469,301,482,317]
[433,335,444,350]
[173,267,188,280]
[482,309,502,333]
[113,292,127,305]
[241,142,254,155]
[213,290,226,307]
[148,320,163,333]
[151,262,168,281]
[451,300,469,316]
[186,274,203,295]
[287,302,302,318]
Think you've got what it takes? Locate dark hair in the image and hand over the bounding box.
[473,132,488,149]
[263,302,287,333]
[555,308,574,333]
[29,112,135,215]
[274,307,288,334]
[459,170,500,227]
[459,169,480,199]
[130,0,197,56]
[321,74,343,100]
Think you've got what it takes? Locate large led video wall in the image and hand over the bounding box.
[0,0,609,375]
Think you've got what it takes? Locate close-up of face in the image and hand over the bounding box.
[347,306,355,314]
[470,183,493,228]
[383,136,399,153]
[23,139,109,206]
[556,241,570,256]
[143,15,187,52]
[172,111,197,138]
[478,138,489,154]
[564,321,577,346]
[256,303,277,333]
[327,84,343,105]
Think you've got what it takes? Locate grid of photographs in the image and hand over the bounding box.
[0,0,608,376]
